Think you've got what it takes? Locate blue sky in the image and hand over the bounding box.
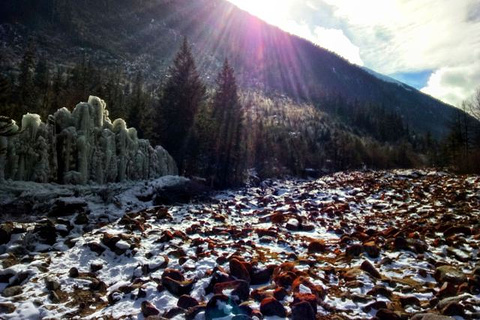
[228,0,480,107]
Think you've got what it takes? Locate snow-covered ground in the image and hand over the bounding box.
[0,170,479,319]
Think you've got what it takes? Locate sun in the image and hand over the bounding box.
[227,0,291,26]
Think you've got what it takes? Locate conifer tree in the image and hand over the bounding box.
[211,59,243,187]
[34,56,50,117]
[156,37,206,172]
[18,41,36,113]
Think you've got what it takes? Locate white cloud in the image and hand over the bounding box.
[421,62,480,106]
[313,0,480,105]
[228,0,480,104]
[284,20,364,65]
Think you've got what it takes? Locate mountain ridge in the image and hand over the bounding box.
[0,0,462,138]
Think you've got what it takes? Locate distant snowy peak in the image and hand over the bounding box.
[362,67,413,91]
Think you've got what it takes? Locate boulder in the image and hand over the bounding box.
[260,297,286,317]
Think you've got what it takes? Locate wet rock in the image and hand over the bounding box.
[307,240,326,253]
[141,301,160,317]
[291,300,316,320]
[2,285,22,297]
[361,260,381,279]
[434,266,467,284]
[177,295,199,309]
[229,258,251,283]
[260,297,286,317]
[205,294,232,319]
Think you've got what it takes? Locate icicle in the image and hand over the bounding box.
[3,96,177,184]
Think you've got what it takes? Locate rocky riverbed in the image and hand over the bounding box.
[0,170,479,319]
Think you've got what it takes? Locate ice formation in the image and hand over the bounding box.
[0,96,177,184]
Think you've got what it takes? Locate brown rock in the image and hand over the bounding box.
[213,280,250,302]
[177,295,199,309]
[441,302,465,317]
[2,285,22,297]
[291,300,316,320]
[292,293,317,313]
[393,236,409,251]
[443,226,471,237]
[400,296,421,308]
[260,297,286,317]
[162,269,185,282]
[273,287,288,301]
[68,267,79,278]
[274,271,297,287]
[346,244,364,257]
[434,266,466,284]
[162,277,194,296]
[308,240,326,253]
[0,223,13,245]
[229,258,251,283]
[364,241,381,258]
[0,302,16,314]
[362,301,388,312]
[360,260,381,279]
[410,314,454,320]
[141,301,160,317]
[375,308,401,320]
[251,266,274,285]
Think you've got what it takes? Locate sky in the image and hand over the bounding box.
[227,0,480,107]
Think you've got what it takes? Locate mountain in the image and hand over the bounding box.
[0,0,460,139]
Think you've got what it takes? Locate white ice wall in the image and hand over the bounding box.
[1,96,177,184]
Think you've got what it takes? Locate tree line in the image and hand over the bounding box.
[1,38,480,188]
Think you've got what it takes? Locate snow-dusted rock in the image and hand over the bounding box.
[1,96,177,184]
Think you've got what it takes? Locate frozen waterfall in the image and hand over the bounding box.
[0,96,177,184]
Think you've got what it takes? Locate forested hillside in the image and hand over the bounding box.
[0,0,479,185]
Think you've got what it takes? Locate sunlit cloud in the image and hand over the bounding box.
[283,20,363,65]
[227,0,480,105]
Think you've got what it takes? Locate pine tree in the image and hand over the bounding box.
[18,41,37,113]
[156,37,206,172]
[34,56,50,117]
[211,59,243,187]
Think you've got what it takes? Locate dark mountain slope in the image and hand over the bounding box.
[0,0,459,137]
